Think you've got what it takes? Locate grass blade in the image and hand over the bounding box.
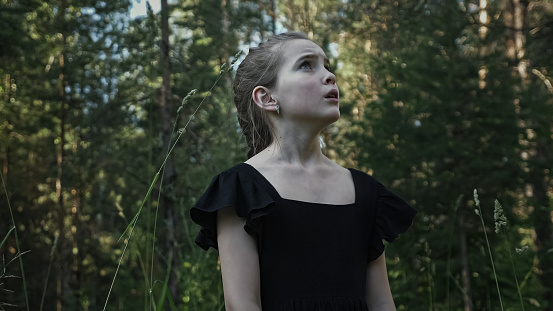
[446,195,462,311]
[506,241,525,310]
[155,251,175,311]
[0,227,14,250]
[39,235,59,311]
[1,172,30,311]
[473,189,504,310]
[118,173,160,242]
[103,172,160,311]
[105,61,234,310]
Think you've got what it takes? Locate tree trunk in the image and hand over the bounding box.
[2,75,8,180]
[160,0,179,304]
[55,1,68,309]
[270,0,277,33]
[505,1,553,308]
[531,141,553,309]
[70,132,82,306]
[458,201,474,311]
[287,0,296,31]
[221,0,232,89]
[2,138,7,182]
[504,0,527,66]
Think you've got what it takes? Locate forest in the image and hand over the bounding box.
[1,0,552,310]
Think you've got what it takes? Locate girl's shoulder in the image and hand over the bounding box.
[190,162,277,250]
[219,162,253,175]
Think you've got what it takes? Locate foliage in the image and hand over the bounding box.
[1,0,552,310]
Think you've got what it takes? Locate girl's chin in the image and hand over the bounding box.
[287,107,340,124]
[319,111,340,127]
[327,108,341,121]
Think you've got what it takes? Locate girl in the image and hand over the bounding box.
[190,32,417,311]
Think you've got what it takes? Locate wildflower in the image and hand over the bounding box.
[177,89,197,113]
[494,200,507,234]
[228,50,244,71]
[473,189,480,207]
[515,246,528,254]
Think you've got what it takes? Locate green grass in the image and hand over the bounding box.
[39,235,58,311]
[102,58,236,310]
[445,194,463,311]
[473,189,529,311]
[474,189,505,310]
[1,172,30,311]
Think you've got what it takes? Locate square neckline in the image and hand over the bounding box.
[240,162,358,206]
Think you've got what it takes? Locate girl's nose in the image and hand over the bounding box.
[324,70,336,85]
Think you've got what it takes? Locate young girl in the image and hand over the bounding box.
[190,32,417,311]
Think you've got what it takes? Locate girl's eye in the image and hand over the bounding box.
[299,61,312,70]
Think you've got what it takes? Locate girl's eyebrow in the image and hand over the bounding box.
[294,53,330,67]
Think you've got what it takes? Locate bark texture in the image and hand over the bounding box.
[160,0,179,303]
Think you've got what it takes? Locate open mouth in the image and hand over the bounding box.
[325,89,339,99]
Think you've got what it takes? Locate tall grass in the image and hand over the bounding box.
[473,189,527,311]
[39,235,58,311]
[102,55,239,310]
[148,88,197,308]
[494,200,526,310]
[473,189,504,310]
[0,227,14,251]
[1,172,30,311]
[1,247,29,309]
[445,195,462,311]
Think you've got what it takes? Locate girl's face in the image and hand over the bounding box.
[271,39,339,126]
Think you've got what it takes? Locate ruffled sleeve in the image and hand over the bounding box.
[368,183,418,262]
[190,165,276,251]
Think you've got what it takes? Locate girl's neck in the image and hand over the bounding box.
[250,114,335,168]
[262,131,325,167]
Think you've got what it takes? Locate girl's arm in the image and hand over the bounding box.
[365,252,396,311]
[217,206,262,311]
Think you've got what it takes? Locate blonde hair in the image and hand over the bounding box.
[233,32,310,158]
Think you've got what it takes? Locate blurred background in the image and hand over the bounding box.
[1,0,552,310]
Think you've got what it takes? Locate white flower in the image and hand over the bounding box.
[494,200,507,234]
[515,246,528,254]
[473,189,480,207]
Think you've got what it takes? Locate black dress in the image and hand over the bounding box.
[190,163,417,311]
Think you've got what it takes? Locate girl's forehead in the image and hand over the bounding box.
[282,39,326,60]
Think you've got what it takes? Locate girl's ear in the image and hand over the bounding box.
[252,86,278,112]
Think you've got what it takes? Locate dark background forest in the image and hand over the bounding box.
[1,0,552,310]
